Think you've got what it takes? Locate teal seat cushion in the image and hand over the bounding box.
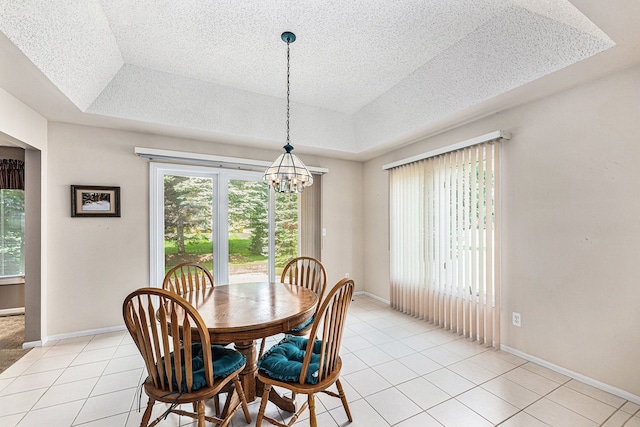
[288,315,314,334]
[161,343,245,393]
[257,335,322,384]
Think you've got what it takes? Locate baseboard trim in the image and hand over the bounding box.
[0,307,25,316]
[22,340,43,349]
[501,344,640,405]
[45,325,127,343]
[21,325,128,349]
[354,291,391,305]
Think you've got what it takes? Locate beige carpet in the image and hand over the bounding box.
[0,315,30,374]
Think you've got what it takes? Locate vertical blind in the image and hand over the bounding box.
[299,174,322,260]
[389,142,501,348]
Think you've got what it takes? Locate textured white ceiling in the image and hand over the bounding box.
[0,0,626,156]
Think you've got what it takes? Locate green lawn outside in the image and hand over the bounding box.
[164,234,267,263]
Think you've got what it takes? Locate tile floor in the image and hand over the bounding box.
[1,295,638,426]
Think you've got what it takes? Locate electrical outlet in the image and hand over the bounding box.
[345,273,350,278]
[512,312,522,327]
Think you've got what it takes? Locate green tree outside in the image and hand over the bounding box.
[228,180,269,257]
[0,189,25,277]
[164,176,213,269]
[275,191,298,267]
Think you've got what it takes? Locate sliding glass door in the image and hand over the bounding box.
[150,163,299,287]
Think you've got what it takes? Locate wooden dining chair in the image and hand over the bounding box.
[256,278,355,427]
[163,262,214,295]
[259,256,327,357]
[122,287,250,427]
[162,262,227,414]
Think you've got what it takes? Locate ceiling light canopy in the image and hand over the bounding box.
[263,32,313,193]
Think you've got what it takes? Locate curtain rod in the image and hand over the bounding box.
[382,130,511,170]
[134,147,329,174]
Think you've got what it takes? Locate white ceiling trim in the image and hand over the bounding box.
[134,147,329,174]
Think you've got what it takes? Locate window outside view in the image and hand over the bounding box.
[163,175,298,283]
[163,175,214,273]
[0,189,24,278]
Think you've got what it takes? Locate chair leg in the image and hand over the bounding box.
[256,383,272,427]
[140,397,155,426]
[258,337,267,358]
[213,394,220,416]
[336,379,353,422]
[233,376,251,423]
[308,394,317,427]
[197,400,205,427]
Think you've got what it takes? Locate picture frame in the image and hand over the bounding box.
[71,185,121,217]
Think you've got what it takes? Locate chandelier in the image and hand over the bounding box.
[263,32,313,193]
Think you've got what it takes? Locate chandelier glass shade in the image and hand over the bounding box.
[263,31,313,193]
[263,143,313,193]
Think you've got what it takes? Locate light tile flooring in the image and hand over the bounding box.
[1,295,639,426]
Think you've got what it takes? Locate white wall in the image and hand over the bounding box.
[44,123,364,337]
[363,63,640,397]
[321,158,364,287]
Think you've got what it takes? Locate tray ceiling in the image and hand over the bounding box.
[1,1,637,158]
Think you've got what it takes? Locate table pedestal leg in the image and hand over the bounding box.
[234,341,257,402]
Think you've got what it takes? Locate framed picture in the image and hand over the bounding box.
[71,185,121,217]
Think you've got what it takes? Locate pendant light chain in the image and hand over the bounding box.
[263,31,313,193]
[286,39,291,146]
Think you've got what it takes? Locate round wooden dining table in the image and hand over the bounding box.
[180,282,317,410]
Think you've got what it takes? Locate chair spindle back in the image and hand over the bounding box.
[123,287,214,393]
[299,278,354,384]
[163,262,214,295]
[281,257,327,307]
